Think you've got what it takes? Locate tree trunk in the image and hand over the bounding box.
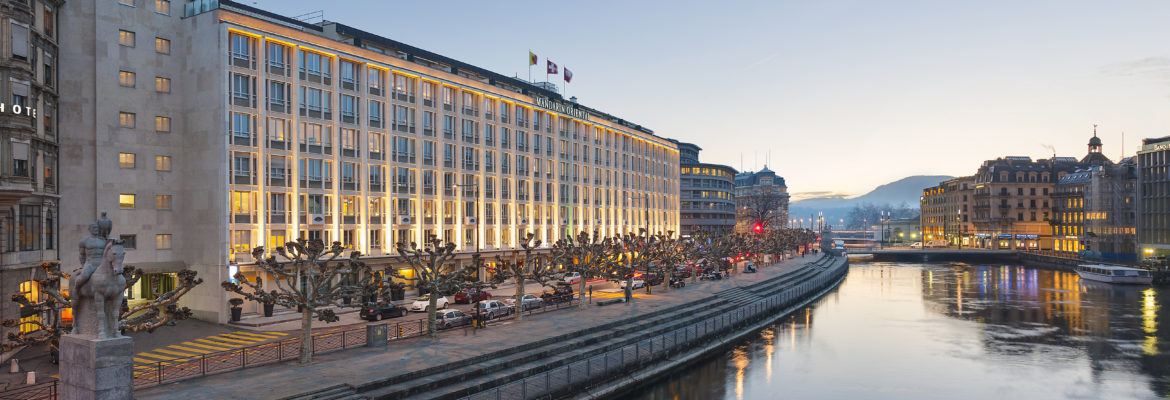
[662,269,672,292]
[578,277,587,309]
[299,307,312,364]
[514,277,525,320]
[427,293,438,339]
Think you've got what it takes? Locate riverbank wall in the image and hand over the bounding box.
[573,255,850,400]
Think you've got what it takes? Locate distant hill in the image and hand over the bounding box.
[789,175,954,225]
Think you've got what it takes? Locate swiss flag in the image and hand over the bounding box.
[564,68,573,83]
[547,60,558,74]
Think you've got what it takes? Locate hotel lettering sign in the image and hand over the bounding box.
[0,103,35,118]
[535,98,588,120]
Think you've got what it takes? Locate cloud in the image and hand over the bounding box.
[791,191,854,202]
[1099,57,1170,80]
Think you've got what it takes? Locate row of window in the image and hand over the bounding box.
[117,70,171,92]
[117,112,171,132]
[117,153,170,171]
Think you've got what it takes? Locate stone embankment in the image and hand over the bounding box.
[330,254,849,400]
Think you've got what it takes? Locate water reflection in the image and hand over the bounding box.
[631,262,1169,400]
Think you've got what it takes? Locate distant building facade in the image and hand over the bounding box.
[1137,136,1170,258]
[942,176,974,246]
[674,141,736,236]
[920,185,945,242]
[734,166,789,233]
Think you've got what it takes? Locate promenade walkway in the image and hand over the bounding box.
[135,254,823,400]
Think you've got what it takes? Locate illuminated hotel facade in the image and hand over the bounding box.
[60,0,679,321]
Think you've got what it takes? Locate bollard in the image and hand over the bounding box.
[9,359,16,373]
[25,371,34,385]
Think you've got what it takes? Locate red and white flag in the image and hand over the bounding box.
[547,60,558,74]
[564,68,573,83]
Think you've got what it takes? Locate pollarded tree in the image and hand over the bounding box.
[488,232,563,320]
[222,239,376,364]
[613,229,661,303]
[394,235,478,338]
[3,262,203,361]
[551,231,620,309]
[649,231,694,292]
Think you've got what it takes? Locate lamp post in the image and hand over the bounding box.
[452,182,480,279]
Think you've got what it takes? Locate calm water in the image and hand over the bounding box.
[632,261,1169,400]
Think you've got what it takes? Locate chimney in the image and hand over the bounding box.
[569,96,578,103]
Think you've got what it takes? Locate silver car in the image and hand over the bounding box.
[475,300,514,319]
[436,309,472,330]
[508,294,544,311]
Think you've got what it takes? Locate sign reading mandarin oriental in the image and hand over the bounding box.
[0,103,36,118]
[535,97,588,120]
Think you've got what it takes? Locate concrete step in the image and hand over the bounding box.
[353,296,726,396]
[373,302,743,400]
[278,384,358,400]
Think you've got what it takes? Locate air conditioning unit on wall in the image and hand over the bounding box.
[398,215,413,225]
[310,214,325,224]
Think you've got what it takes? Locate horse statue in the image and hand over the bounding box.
[70,219,127,339]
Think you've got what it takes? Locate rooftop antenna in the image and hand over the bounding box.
[1121,131,1125,160]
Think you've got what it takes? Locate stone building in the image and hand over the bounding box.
[941,176,975,247]
[673,141,736,236]
[1137,135,1170,259]
[0,0,61,349]
[920,185,945,243]
[733,166,789,233]
[60,1,680,322]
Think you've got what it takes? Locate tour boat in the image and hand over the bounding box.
[1075,264,1153,285]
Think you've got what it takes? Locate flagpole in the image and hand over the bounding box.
[528,50,532,83]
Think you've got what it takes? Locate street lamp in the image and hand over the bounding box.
[452,183,480,265]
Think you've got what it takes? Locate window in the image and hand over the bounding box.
[155,194,171,209]
[155,155,171,171]
[119,153,135,168]
[154,0,170,14]
[43,5,53,38]
[10,22,28,59]
[118,30,135,47]
[119,112,135,128]
[119,235,137,250]
[119,194,136,208]
[231,34,252,63]
[119,71,135,87]
[154,77,170,93]
[155,234,172,250]
[154,116,171,133]
[154,37,170,54]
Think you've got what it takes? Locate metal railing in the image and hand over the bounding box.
[0,297,584,398]
[0,380,55,400]
[459,259,849,400]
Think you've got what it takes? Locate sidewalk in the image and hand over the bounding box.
[134,254,822,400]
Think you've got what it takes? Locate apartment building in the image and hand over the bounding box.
[0,0,61,345]
[61,0,679,321]
[733,166,789,233]
[920,185,945,242]
[941,176,974,247]
[674,141,736,236]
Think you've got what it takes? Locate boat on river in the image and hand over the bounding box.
[1075,264,1153,284]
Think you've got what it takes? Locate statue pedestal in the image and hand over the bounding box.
[60,335,133,400]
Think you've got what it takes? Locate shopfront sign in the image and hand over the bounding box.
[1015,234,1038,239]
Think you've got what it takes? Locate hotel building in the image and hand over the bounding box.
[1137,136,1170,259]
[673,141,736,236]
[60,0,679,321]
[733,166,789,233]
[0,0,61,345]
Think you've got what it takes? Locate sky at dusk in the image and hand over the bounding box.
[252,0,1170,199]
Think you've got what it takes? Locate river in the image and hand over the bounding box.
[630,260,1169,400]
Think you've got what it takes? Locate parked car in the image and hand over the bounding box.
[475,300,514,319]
[644,274,663,286]
[620,279,646,289]
[410,294,450,312]
[910,242,923,249]
[436,309,473,330]
[507,294,544,311]
[564,272,583,285]
[359,303,407,321]
[926,240,948,248]
[674,267,692,279]
[454,288,491,304]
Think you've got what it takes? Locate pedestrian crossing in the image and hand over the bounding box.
[133,331,289,372]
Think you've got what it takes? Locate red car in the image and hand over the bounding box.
[454,289,491,304]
